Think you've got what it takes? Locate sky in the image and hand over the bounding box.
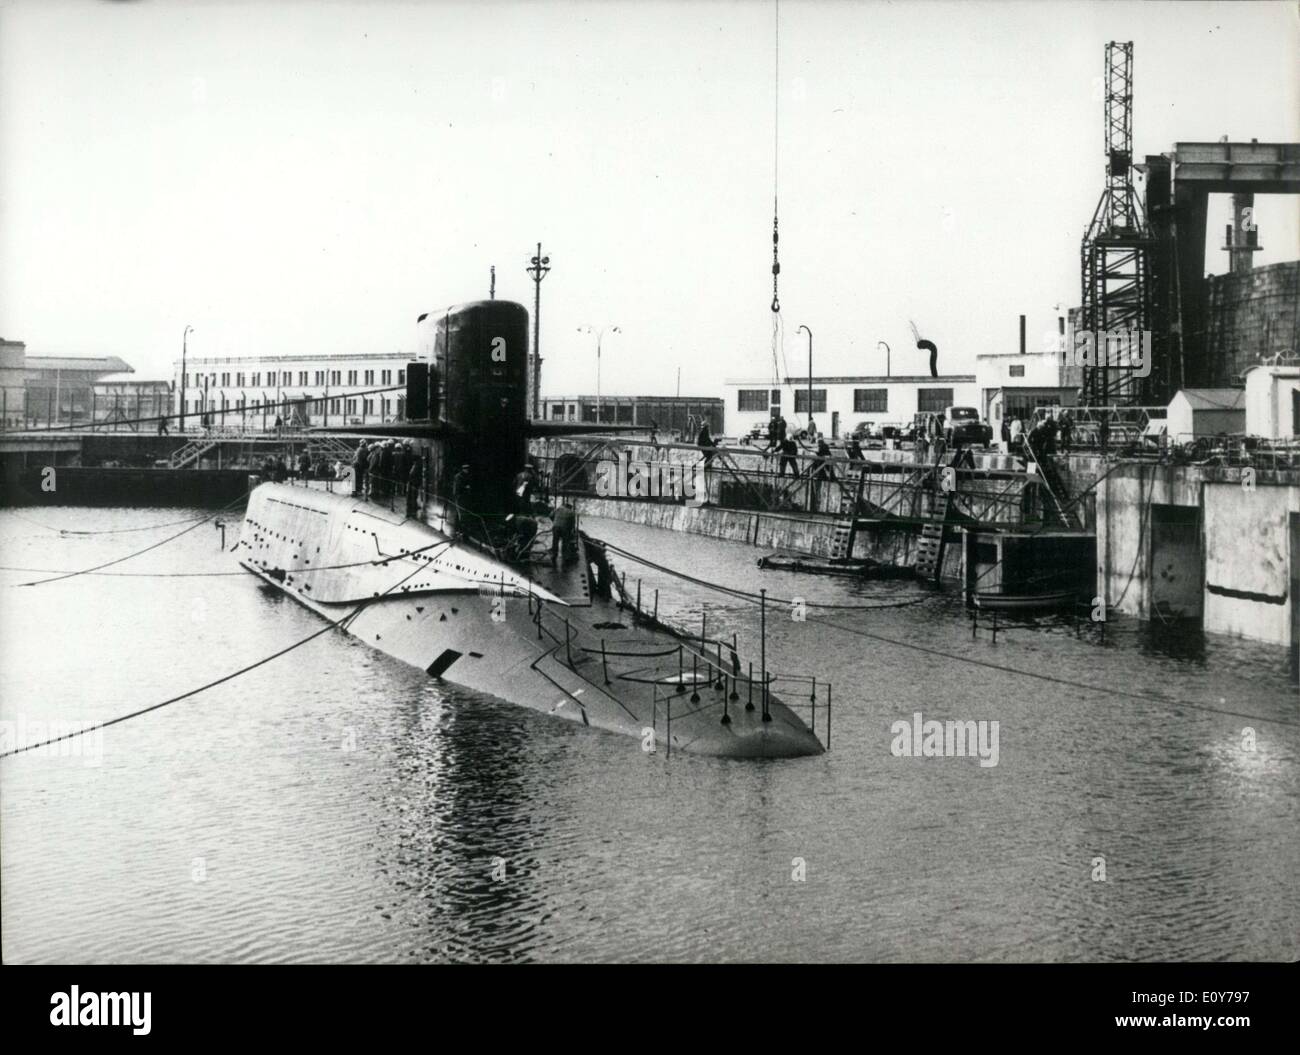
[0,0,1296,396]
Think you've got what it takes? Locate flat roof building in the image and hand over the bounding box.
[722,375,978,439]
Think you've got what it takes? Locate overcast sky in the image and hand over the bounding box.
[1,0,1296,395]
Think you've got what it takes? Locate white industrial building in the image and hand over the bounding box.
[1244,363,1300,439]
[722,374,979,438]
[173,353,411,428]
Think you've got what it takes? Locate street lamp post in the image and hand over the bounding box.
[877,340,890,378]
[798,325,813,434]
[180,325,193,432]
[579,325,620,424]
[526,244,551,420]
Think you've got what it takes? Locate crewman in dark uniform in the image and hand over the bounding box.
[406,453,422,518]
[392,442,408,499]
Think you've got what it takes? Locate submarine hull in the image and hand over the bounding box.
[237,482,824,758]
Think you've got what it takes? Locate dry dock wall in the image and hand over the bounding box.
[573,497,964,581]
[1098,462,1300,645]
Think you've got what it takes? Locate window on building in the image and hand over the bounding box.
[770,389,781,406]
[551,404,565,419]
[236,372,245,387]
[1009,364,1025,378]
[364,370,375,385]
[918,388,954,412]
[220,372,230,386]
[381,369,391,385]
[397,369,405,385]
[794,389,827,414]
[329,370,340,386]
[347,370,357,386]
[346,398,357,415]
[252,372,261,387]
[616,404,633,423]
[854,388,887,413]
[330,399,341,413]
[737,389,769,412]
[298,371,308,385]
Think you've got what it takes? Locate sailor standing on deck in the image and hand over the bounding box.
[392,441,408,498]
[450,463,472,537]
[406,452,422,518]
[352,440,369,497]
[366,442,383,501]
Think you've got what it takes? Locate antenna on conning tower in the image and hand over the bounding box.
[490,265,496,300]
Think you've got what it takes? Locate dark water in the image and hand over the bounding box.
[1,506,1296,963]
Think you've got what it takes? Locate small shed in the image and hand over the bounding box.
[1166,388,1246,441]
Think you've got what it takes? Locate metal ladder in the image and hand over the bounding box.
[828,470,866,558]
[914,491,952,582]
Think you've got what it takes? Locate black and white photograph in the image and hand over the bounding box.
[0,0,1296,1010]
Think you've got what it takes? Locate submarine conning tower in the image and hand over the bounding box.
[410,299,530,521]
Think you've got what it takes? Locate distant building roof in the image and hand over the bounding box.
[1174,388,1246,411]
[27,355,133,374]
[94,372,168,385]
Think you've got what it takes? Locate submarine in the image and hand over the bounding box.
[235,299,824,757]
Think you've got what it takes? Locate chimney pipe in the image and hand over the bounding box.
[1019,314,1026,355]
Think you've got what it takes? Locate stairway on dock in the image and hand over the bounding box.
[1023,444,1082,530]
[168,438,219,468]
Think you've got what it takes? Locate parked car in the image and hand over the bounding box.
[850,420,882,442]
[942,406,993,447]
[738,422,769,445]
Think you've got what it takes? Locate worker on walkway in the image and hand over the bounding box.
[550,499,577,566]
[777,434,799,478]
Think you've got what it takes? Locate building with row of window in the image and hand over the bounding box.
[723,374,981,438]
[725,330,1080,438]
[173,354,410,427]
[538,394,723,435]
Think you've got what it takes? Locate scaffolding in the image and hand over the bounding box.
[1080,42,1159,407]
